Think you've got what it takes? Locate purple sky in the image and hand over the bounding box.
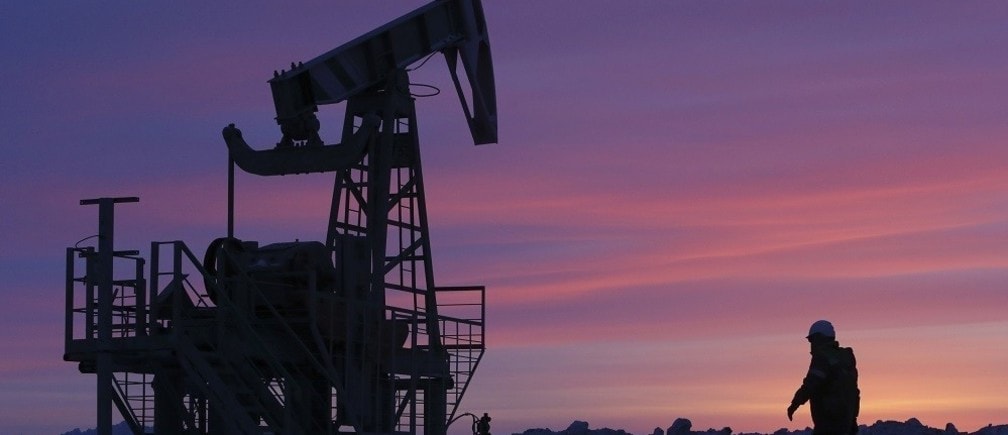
[2,1,1008,434]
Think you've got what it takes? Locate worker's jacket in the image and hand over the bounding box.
[791,340,860,435]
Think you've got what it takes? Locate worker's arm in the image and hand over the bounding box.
[787,356,828,420]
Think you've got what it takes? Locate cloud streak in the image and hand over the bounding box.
[3,1,1008,434]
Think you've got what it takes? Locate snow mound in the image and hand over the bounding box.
[515,418,1008,435]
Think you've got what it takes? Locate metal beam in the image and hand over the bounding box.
[268,0,497,146]
[79,196,138,435]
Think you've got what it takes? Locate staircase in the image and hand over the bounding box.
[435,286,486,422]
[153,241,332,435]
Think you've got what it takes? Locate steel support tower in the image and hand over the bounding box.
[64,1,496,434]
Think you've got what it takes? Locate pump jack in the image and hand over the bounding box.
[64,1,495,434]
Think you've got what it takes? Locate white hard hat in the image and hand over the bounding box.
[807,320,835,338]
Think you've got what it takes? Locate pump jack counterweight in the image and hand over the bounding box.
[64,1,495,434]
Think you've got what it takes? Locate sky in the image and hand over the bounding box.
[2,1,1008,434]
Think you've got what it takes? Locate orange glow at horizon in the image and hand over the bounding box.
[467,322,1008,434]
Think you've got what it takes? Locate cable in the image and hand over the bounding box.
[447,412,479,435]
[404,52,442,97]
[74,234,99,248]
[409,83,441,98]
[406,52,439,72]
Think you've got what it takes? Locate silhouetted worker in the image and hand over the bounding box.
[787,320,861,435]
[476,412,492,435]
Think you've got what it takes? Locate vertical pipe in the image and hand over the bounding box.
[95,199,115,435]
[173,242,183,328]
[481,286,485,346]
[65,248,75,354]
[327,171,344,248]
[85,255,95,340]
[149,242,160,333]
[79,196,138,435]
[228,156,235,239]
[135,258,147,337]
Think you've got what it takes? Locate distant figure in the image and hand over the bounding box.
[787,320,860,435]
[477,412,492,435]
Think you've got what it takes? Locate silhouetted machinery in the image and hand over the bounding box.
[64,1,494,434]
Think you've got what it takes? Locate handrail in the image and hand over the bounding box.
[110,375,145,435]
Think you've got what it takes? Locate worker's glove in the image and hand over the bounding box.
[787,403,799,421]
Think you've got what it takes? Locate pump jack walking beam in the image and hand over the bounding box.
[267,0,496,148]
